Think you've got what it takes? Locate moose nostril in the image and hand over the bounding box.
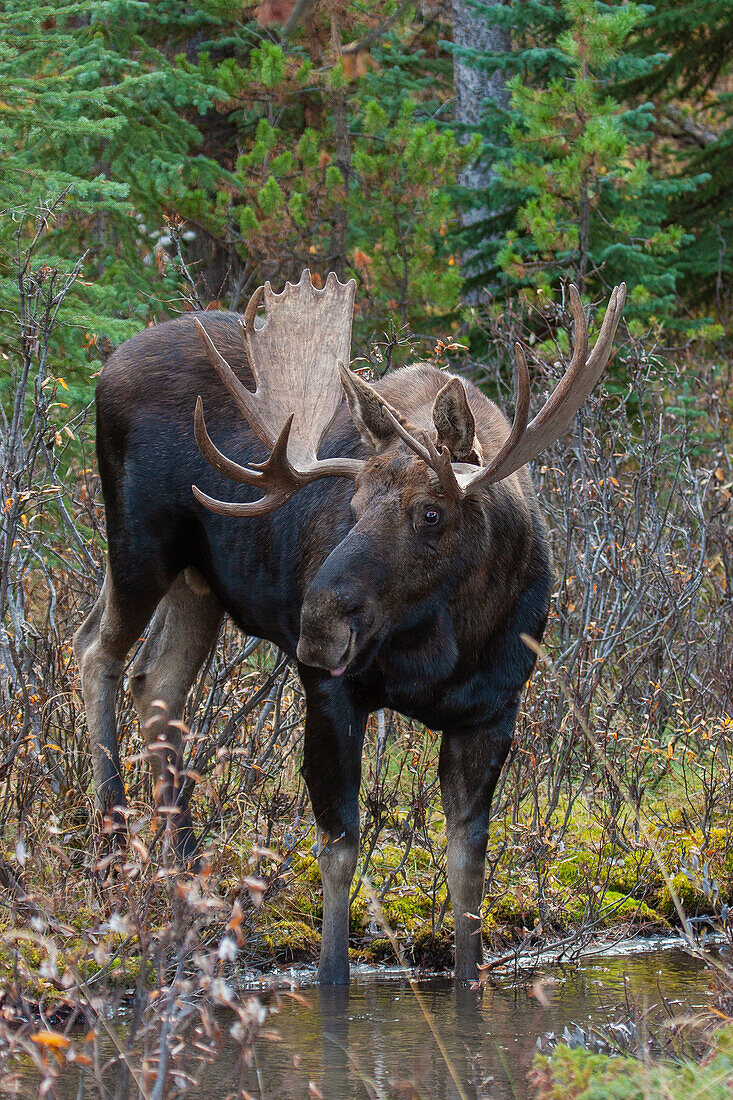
[338,596,364,617]
[316,584,362,617]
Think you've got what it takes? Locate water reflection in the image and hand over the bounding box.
[232,947,715,1099]
[22,945,719,1099]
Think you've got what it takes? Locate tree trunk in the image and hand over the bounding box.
[451,0,510,298]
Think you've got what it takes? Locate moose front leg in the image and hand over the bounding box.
[300,670,367,985]
[439,701,518,982]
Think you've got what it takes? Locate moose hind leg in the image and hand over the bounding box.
[129,571,223,862]
[300,670,367,985]
[74,569,160,830]
[439,700,518,982]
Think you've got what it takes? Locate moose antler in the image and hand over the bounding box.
[385,282,626,498]
[193,274,625,517]
[192,270,363,517]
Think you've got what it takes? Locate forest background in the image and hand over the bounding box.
[0,0,732,1093]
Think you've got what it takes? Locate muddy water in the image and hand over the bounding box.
[235,944,717,1099]
[20,941,722,1099]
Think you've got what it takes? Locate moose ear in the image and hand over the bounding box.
[338,362,407,452]
[432,377,483,464]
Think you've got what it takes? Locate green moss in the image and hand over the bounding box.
[532,1025,733,1099]
[372,843,433,875]
[657,873,712,918]
[358,937,396,963]
[555,851,599,888]
[380,844,404,870]
[349,894,368,934]
[94,954,152,987]
[597,891,660,927]
[67,904,97,933]
[408,846,433,872]
[382,893,431,933]
[607,851,659,897]
[560,890,591,925]
[705,828,733,864]
[555,884,659,928]
[262,919,319,962]
[0,931,153,997]
[291,851,322,887]
[490,893,540,927]
[410,925,453,970]
[699,828,733,882]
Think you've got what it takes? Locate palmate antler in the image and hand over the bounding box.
[377,282,627,499]
[192,270,363,517]
[192,272,626,516]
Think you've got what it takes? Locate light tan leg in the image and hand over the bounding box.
[129,571,222,861]
[74,569,159,826]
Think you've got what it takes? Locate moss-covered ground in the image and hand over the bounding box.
[531,1025,733,1099]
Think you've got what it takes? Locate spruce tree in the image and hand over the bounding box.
[1,1,470,381]
[447,0,509,296]
[0,0,226,393]
[623,0,733,312]
[189,3,472,354]
[447,0,706,324]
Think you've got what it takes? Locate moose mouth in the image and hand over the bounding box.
[296,624,357,677]
[297,585,387,679]
[328,629,356,677]
[299,622,385,680]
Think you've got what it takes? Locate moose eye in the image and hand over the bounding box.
[423,509,441,526]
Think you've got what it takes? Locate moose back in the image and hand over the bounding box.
[74,271,625,983]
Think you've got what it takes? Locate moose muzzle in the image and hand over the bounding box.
[297,589,357,676]
[297,532,387,677]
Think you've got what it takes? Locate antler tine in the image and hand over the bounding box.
[420,430,465,501]
[458,282,626,491]
[194,397,270,487]
[471,341,532,484]
[567,283,589,376]
[236,284,266,399]
[516,284,590,440]
[193,397,298,516]
[382,407,432,465]
[584,280,626,373]
[194,392,363,518]
[191,483,290,518]
[243,283,265,332]
[382,407,464,500]
[194,317,274,448]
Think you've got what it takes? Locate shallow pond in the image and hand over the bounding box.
[238,942,718,1099]
[18,939,723,1099]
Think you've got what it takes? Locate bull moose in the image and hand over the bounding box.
[74,271,625,983]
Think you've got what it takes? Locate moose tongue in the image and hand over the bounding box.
[330,664,347,678]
